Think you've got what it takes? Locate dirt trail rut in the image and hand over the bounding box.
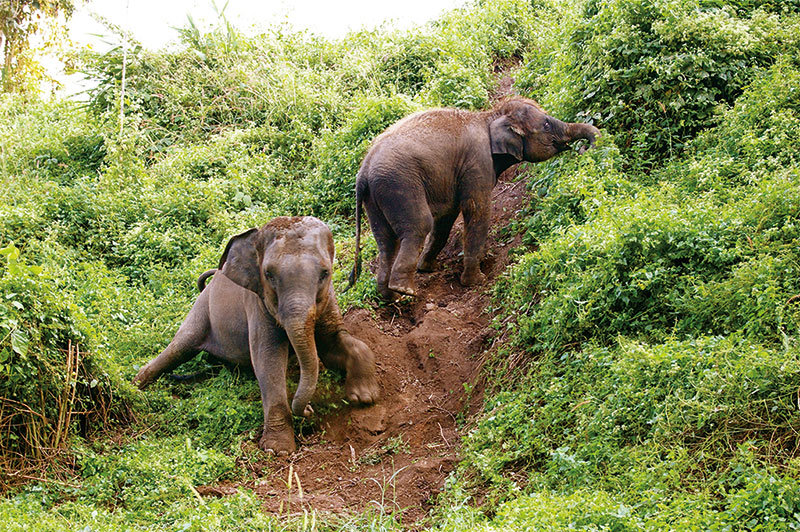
[202,172,530,526]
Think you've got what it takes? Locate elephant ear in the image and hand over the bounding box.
[489,115,524,161]
[321,225,335,262]
[218,228,262,294]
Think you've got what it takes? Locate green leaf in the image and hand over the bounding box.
[10,328,29,357]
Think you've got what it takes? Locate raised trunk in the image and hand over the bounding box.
[283,308,319,417]
[566,122,601,154]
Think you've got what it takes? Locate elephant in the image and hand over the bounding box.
[347,97,600,300]
[134,216,380,455]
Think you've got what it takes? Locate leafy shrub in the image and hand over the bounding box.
[497,188,739,352]
[520,0,798,165]
[420,59,489,109]
[676,60,800,191]
[306,94,417,217]
[0,97,105,181]
[375,32,440,96]
[0,244,132,488]
[148,368,264,449]
[77,436,234,511]
[459,337,800,519]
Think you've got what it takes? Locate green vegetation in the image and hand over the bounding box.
[1,0,799,529]
[435,0,800,530]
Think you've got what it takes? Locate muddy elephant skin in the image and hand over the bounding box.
[349,97,600,300]
[134,216,380,454]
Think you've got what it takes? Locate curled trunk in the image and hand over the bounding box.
[283,308,319,417]
[567,122,601,154]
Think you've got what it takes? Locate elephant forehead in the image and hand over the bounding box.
[265,216,324,232]
[267,232,329,260]
[494,96,545,114]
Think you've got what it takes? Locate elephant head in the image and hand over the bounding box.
[218,217,336,417]
[489,98,599,167]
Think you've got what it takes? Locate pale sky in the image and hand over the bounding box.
[49,0,464,97]
[71,0,466,50]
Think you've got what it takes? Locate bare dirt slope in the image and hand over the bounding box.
[201,170,530,527]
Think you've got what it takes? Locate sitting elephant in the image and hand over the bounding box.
[134,216,380,455]
[348,97,600,300]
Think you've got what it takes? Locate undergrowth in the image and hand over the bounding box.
[439,1,800,530]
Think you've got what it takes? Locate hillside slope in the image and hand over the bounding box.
[208,172,527,525]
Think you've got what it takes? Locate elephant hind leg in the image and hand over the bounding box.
[388,224,430,297]
[368,177,432,298]
[383,202,433,297]
[364,196,400,301]
[133,305,210,388]
[417,213,458,272]
[134,334,202,389]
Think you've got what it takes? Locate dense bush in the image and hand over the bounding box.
[446,2,800,529]
[0,244,132,486]
[450,336,800,527]
[306,94,418,217]
[517,0,800,167]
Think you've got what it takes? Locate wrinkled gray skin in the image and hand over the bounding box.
[134,216,380,455]
[348,97,600,300]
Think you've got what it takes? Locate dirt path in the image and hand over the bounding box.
[204,171,530,527]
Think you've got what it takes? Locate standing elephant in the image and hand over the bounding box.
[134,216,380,455]
[348,97,600,300]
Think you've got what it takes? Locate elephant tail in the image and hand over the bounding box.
[345,178,368,292]
[197,269,217,292]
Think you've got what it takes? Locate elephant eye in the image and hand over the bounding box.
[265,270,275,283]
[544,119,552,131]
[319,269,329,282]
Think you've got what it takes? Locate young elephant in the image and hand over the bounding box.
[134,216,380,455]
[348,97,600,300]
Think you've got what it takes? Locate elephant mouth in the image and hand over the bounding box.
[554,140,571,153]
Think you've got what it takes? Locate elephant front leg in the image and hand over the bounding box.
[251,328,296,455]
[317,328,380,405]
[460,196,490,286]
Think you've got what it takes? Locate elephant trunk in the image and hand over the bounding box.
[282,303,319,418]
[566,122,601,154]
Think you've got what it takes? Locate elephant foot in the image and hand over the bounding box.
[388,279,417,297]
[389,285,417,297]
[133,365,155,389]
[416,258,439,272]
[345,373,380,405]
[460,268,486,287]
[259,429,296,456]
[388,266,418,296]
[377,282,401,302]
[379,290,401,302]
